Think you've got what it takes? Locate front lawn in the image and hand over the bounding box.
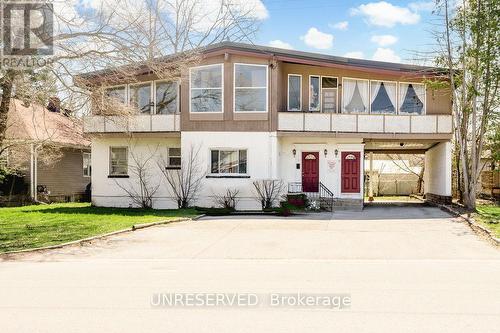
[0,203,198,253]
[474,204,500,238]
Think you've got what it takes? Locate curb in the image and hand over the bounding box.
[0,215,204,256]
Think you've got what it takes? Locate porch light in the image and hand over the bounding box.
[292,148,297,157]
[334,149,338,157]
[324,149,328,157]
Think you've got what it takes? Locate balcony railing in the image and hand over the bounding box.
[83,114,181,133]
[277,112,453,134]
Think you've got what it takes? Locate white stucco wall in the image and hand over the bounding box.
[181,131,279,210]
[424,141,452,196]
[91,137,181,209]
[278,137,365,199]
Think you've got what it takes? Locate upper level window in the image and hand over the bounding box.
[321,76,338,113]
[370,81,397,114]
[234,64,268,112]
[155,81,178,114]
[343,78,368,113]
[309,76,320,111]
[83,152,91,177]
[190,64,223,113]
[105,86,126,105]
[109,147,128,176]
[399,83,425,114]
[211,149,247,174]
[288,74,302,111]
[129,82,152,114]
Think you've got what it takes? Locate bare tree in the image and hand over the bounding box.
[115,144,160,208]
[158,144,206,208]
[212,188,240,209]
[253,179,285,210]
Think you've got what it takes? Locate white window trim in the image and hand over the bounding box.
[209,148,249,175]
[368,79,398,115]
[83,152,91,177]
[233,63,269,113]
[189,63,224,114]
[287,74,302,111]
[309,75,321,111]
[109,146,128,176]
[341,77,370,114]
[320,75,339,113]
[153,80,180,114]
[398,81,426,115]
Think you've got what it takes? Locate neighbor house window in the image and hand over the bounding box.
[168,148,181,168]
[109,147,128,176]
[211,149,247,174]
[288,74,302,111]
[343,78,369,113]
[83,152,91,177]
[370,80,397,114]
[155,81,178,114]
[105,86,126,104]
[309,75,320,111]
[190,64,223,113]
[129,82,152,114]
[399,83,425,114]
[321,76,338,113]
[234,64,268,112]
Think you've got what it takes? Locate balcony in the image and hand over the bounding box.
[277,112,453,135]
[83,114,181,133]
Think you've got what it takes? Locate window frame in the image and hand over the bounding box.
[341,77,370,114]
[209,148,249,175]
[128,81,153,114]
[398,81,426,115]
[189,63,224,114]
[82,152,91,177]
[233,63,269,113]
[167,147,181,169]
[320,75,339,113]
[103,84,128,107]
[287,74,302,111]
[369,79,398,115]
[309,75,321,111]
[108,146,128,176]
[153,80,180,115]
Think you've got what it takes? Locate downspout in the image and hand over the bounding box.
[30,144,41,202]
[30,143,34,199]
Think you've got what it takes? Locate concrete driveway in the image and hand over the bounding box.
[1,206,499,333]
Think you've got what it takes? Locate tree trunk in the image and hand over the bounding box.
[0,69,16,146]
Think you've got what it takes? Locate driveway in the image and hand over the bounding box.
[1,206,499,333]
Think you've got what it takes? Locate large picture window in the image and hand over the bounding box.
[234,64,268,112]
[155,81,178,114]
[370,80,397,114]
[399,83,425,114]
[105,86,126,105]
[109,147,128,176]
[288,74,302,111]
[309,76,320,111]
[190,64,223,113]
[343,78,369,113]
[129,83,152,114]
[211,149,247,174]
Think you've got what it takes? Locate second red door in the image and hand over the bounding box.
[302,152,319,192]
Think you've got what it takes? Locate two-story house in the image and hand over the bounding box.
[82,42,453,210]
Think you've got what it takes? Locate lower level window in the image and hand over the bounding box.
[211,149,247,174]
[83,152,91,177]
[109,147,128,175]
[168,147,181,168]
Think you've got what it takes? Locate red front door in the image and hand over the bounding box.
[341,152,360,193]
[302,152,319,192]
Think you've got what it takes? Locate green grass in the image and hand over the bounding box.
[474,204,500,238]
[0,203,198,253]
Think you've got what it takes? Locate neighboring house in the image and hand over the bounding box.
[81,41,453,210]
[2,99,91,203]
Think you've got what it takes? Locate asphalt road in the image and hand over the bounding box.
[1,206,499,333]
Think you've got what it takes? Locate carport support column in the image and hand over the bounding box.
[424,141,452,204]
[368,152,374,201]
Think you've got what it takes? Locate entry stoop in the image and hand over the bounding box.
[332,198,364,211]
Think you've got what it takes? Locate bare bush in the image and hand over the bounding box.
[212,188,240,209]
[253,179,285,210]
